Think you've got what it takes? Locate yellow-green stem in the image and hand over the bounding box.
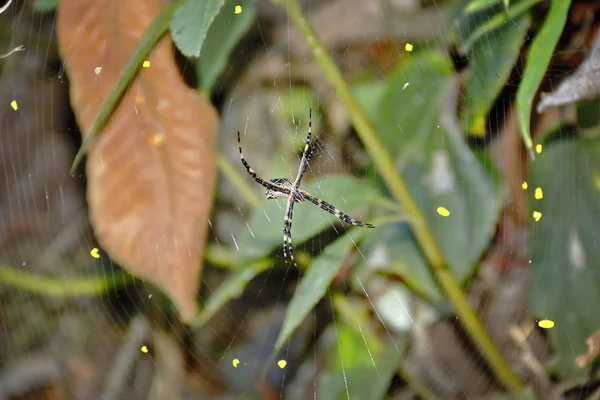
[273,0,523,395]
[0,264,134,297]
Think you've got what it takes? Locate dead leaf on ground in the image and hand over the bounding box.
[57,0,218,322]
[575,329,600,368]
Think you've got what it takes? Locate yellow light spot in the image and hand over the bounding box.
[437,207,450,217]
[148,132,166,147]
[142,60,150,68]
[94,66,102,75]
[232,358,240,368]
[532,211,542,221]
[404,43,413,52]
[521,181,528,190]
[90,248,100,258]
[277,359,287,369]
[595,175,600,189]
[536,144,542,154]
[10,100,17,110]
[538,319,554,329]
[141,345,148,353]
[471,114,485,137]
[135,94,145,104]
[234,5,242,14]
[534,187,543,200]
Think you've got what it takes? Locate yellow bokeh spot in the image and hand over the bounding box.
[135,94,145,104]
[234,5,242,14]
[90,248,100,259]
[536,144,542,154]
[538,319,554,329]
[595,175,600,189]
[232,358,240,368]
[521,181,528,190]
[470,114,486,137]
[404,43,413,52]
[534,187,543,200]
[532,211,542,221]
[148,133,166,147]
[277,359,287,369]
[10,100,17,110]
[141,345,148,353]
[437,207,450,217]
[142,60,151,68]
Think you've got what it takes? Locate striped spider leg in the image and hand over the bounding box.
[238,109,375,265]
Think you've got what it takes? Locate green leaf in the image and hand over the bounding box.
[33,0,59,12]
[170,0,225,58]
[319,331,403,400]
[353,81,386,126]
[464,0,508,14]
[190,260,271,328]
[237,175,380,260]
[375,50,501,281]
[463,14,529,136]
[274,230,367,351]
[455,0,541,53]
[516,0,571,156]
[529,137,600,378]
[333,294,383,352]
[196,0,254,92]
[357,224,441,302]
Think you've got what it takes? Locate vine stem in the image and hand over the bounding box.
[272,0,524,395]
[0,263,134,296]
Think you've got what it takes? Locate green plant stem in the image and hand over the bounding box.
[69,0,185,174]
[273,0,524,395]
[218,154,262,208]
[0,264,134,297]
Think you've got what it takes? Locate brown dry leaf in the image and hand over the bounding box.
[57,0,218,322]
[575,329,600,368]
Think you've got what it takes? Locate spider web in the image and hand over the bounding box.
[0,0,596,399]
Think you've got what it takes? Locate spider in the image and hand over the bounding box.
[237,109,375,263]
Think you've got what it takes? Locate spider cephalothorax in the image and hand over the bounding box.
[237,109,375,263]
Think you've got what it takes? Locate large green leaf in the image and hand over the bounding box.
[463,14,529,136]
[530,137,600,378]
[375,50,501,281]
[320,325,403,400]
[237,175,380,260]
[454,0,541,53]
[170,0,225,58]
[196,0,255,92]
[356,224,441,302]
[516,0,571,155]
[273,229,367,351]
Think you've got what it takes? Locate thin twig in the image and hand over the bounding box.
[101,316,152,400]
[0,45,25,59]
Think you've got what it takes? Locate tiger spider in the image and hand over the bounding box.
[237,109,375,263]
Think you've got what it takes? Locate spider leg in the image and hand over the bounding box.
[293,109,313,188]
[238,131,290,194]
[302,191,375,228]
[283,197,296,263]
